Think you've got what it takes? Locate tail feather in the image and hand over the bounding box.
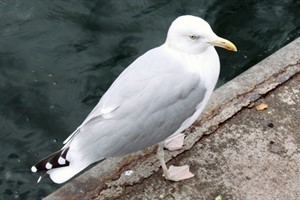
[31,147,70,173]
[46,157,106,184]
[47,164,87,184]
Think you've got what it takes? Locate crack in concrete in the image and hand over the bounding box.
[99,61,300,199]
[44,37,300,200]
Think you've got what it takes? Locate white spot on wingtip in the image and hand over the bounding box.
[46,162,53,169]
[31,166,37,173]
[37,176,42,183]
[58,157,66,165]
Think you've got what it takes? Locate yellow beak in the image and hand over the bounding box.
[208,37,237,52]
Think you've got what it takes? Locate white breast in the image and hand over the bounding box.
[164,45,220,137]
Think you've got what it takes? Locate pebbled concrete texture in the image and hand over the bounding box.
[118,73,300,200]
[45,38,300,200]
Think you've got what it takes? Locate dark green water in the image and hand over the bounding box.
[0,0,299,199]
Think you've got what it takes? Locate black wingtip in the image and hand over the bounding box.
[31,147,70,173]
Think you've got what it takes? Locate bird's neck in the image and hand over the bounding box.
[162,44,220,88]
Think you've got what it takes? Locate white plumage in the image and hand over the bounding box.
[31,15,236,184]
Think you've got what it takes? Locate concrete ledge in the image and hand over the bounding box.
[45,37,300,200]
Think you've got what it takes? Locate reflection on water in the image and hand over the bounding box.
[0,0,299,199]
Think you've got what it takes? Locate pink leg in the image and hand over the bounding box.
[157,143,194,181]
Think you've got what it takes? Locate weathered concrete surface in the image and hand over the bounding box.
[45,38,300,200]
[118,72,300,200]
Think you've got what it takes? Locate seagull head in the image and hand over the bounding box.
[166,15,237,54]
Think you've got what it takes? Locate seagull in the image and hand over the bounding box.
[31,15,237,184]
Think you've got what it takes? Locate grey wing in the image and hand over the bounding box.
[111,73,207,155]
[65,47,207,159]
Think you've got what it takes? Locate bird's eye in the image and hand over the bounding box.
[189,35,200,40]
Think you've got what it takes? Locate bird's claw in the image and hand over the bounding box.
[163,165,194,181]
[164,133,185,151]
